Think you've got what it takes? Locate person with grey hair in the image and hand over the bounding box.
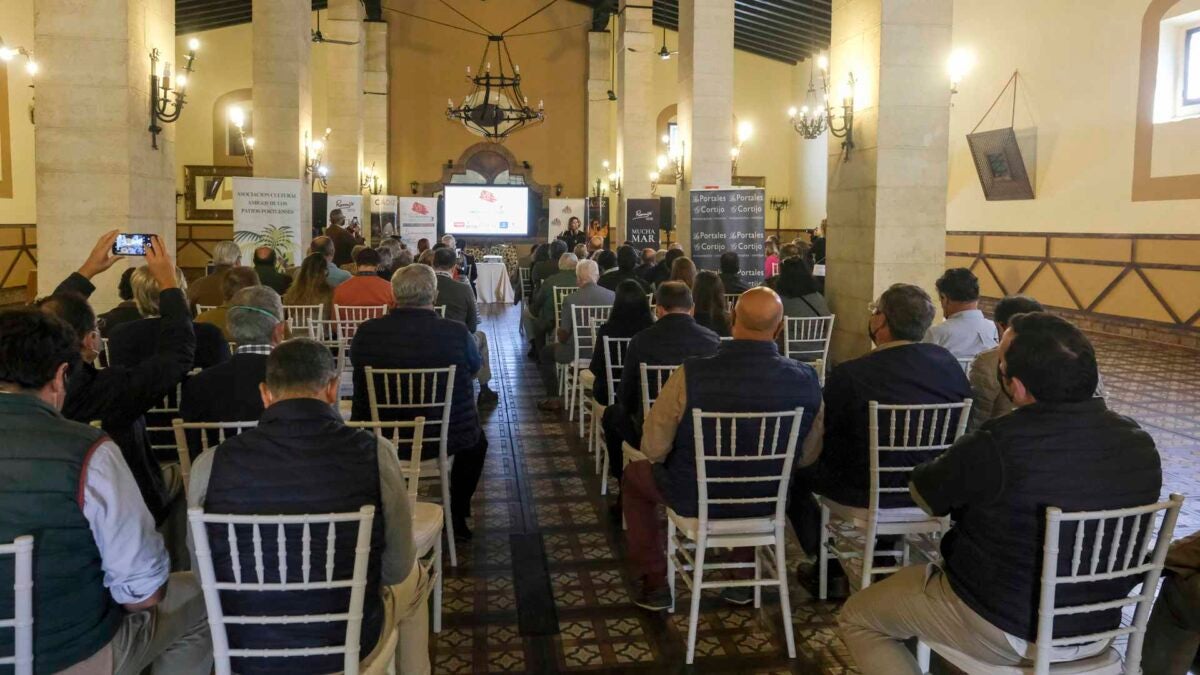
[433,248,497,405]
[537,258,613,410]
[187,338,431,673]
[181,286,286,440]
[187,240,242,309]
[350,265,489,540]
[524,252,579,358]
[787,283,972,592]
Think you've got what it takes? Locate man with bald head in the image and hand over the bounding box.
[622,287,822,610]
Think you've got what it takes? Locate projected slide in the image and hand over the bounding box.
[444,185,530,237]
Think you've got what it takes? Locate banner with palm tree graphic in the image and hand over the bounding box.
[232,177,303,268]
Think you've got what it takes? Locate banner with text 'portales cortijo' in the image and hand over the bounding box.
[689,188,766,286]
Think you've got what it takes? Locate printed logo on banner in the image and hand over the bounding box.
[411,201,429,215]
[689,189,766,285]
[625,198,661,249]
[480,190,497,203]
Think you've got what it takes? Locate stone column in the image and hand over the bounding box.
[252,0,313,247]
[825,0,952,360]
[614,1,655,242]
[363,20,389,196]
[586,30,614,197]
[676,0,734,253]
[34,0,177,308]
[323,0,365,196]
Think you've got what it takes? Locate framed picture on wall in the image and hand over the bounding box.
[184,165,252,221]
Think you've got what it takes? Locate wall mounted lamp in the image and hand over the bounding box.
[731,121,753,176]
[149,38,198,149]
[305,128,331,189]
[649,171,660,196]
[787,54,856,160]
[228,105,254,166]
[360,162,383,195]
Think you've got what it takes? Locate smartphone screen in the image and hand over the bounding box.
[112,233,153,256]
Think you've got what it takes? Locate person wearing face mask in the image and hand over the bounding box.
[786,283,971,594]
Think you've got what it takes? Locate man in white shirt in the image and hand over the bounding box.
[0,308,211,674]
[924,268,998,359]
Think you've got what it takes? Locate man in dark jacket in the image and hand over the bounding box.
[599,245,651,293]
[788,283,972,557]
[645,247,684,288]
[601,282,720,484]
[622,288,822,609]
[40,231,195,543]
[718,251,751,294]
[325,208,363,267]
[839,313,1161,673]
[351,264,487,539]
[181,285,286,454]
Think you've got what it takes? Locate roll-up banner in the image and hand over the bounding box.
[327,194,366,243]
[689,188,766,286]
[370,195,400,243]
[231,177,304,268]
[548,198,587,243]
[399,197,438,249]
[625,198,661,249]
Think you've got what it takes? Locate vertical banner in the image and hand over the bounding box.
[399,197,438,249]
[327,194,366,243]
[625,198,661,249]
[548,198,586,243]
[690,188,766,286]
[587,196,611,248]
[370,195,400,242]
[232,177,304,269]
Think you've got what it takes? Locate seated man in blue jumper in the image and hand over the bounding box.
[622,288,823,610]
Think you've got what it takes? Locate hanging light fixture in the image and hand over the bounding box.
[446,35,544,141]
[787,53,856,159]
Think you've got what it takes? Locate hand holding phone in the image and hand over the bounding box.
[78,229,121,280]
[112,233,153,256]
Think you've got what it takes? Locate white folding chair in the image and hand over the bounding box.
[96,337,110,369]
[770,261,780,277]
[551,287,578,396]
[0,536,34,675]
[620,364,679,469]
[518,267,532,301]
[346,419,444,633]
[568,305,611,430]
[956,356,974,376]
[196,304,217,315]
[283,304,325,336]
[923,494,1185,675]
[189,506,378,675]
[818,400,973,599]
[146,368,201,461]
[595,336,632,494]
[364,366,461,567]
[172,420,260,496]
[335,304,388,323]
[668,407,806,664]
[724,293,742,312]
[783,314,836,383]
[434,305,447,318]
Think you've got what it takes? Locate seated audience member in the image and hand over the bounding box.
[588,279,655,407]
[718,251,751,294]
[340,244,369,274]
[416,249,436,266]
[600,245,652,293]
[924,267,998,358]
[188,339,430,674]
[393,248,414,272]
[195,266,260,340]
[810,220,827,265]
[98,267,143,339]
[251,246,292,295]
[188,240,241,309]
[764,241,780,278]
[181,286,286,452]
[602,282,721,484]
[573,243,589,261]
[376,238,402,280]
[1144,531,1200,674]
[282,252,335,323]
[517,243,537,270]
[587,235,605,258]
[537,259,614,411]
[668,256,697,289]
[443,235,478,288]
[623,288,822,609]
[416,237,430,256]
[788,283,970,560]
[109,265,230,369]
[310,236,352,287]
[776,256,830,318]
[692,270,732,337]
[646,248,684,288]
[839,313,1161,674]
[433,247,498,405]
[351,265,488,539]
[333,247,395,312]
[635,247,657,280]
[531,241,562,292]
[40,232,194,556]
[966,294,1044,432]
[594,249,617,275]
[0,308,212,674]
[325,208,364,267]
[525,252,579,357]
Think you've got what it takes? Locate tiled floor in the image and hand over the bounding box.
[429,304,1200,674]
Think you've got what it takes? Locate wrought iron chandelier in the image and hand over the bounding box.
[788,55,856,160]
[446,35,544,141]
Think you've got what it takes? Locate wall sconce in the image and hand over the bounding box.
[305,128,331,182]
[1,38,38,124]
[787,53,856,160]
[228,105,254,166]
[554,183,564,197]
[768,196,789,238]
[948,48,975,95]
[731,121,753,175]
[608,170,622,196]
[148,39,198,149]
[360,162,383,195]
[409,181,420,195]
[660,137,685,184]
[591,176,607,199]
[649,171,660,196]
[314,165,329,191]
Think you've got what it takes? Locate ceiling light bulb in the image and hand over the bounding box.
[817,55,828,71]
[312,140,324,152]
[602,160,610,170]
[245,137,255,148]
[657,155,669,171]
[25,60,38,76]
[737,120,753,143]
[0,47,15,62]
[947,48,975,85]
[650,171,659,181]
[787,106,798,118]
[228,106,245,127]
[318,165,329,177]
[730,147,739,159]
[175,74,187,88]
[188,38,200,51]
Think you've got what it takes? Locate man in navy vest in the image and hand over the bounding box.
[840,312,1161,673]
[0,308,211,674]
[622,288,822,610]
[188,338,430,674]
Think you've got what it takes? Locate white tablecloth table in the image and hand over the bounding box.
[475,262,516,304]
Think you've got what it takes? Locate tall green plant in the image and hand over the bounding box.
[234,224,297,267]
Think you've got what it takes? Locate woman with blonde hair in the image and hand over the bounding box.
[669,256,697,289]
[108,264,230,368]
[283,252,335,323]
